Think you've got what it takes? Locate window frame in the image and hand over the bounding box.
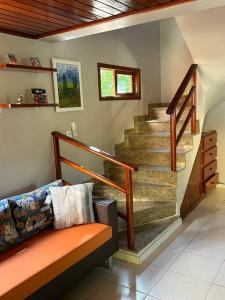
[98,63,141,101]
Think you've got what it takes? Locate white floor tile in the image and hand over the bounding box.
[151,247,182,270]
[61,266,113,300]
[186,236,225,260]
[85,277,147,300]
[214,262,225,287]
[150,270,211,300]
[113,262,165,294]
[216,201,225,214]
[206,284,225,300]
[169,229,197,250]
[169,251,223,282]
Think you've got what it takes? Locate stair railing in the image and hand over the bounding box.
[166,64,197,172]
[52,131,137,250]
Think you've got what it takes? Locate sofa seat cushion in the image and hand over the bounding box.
[0,223,112,300]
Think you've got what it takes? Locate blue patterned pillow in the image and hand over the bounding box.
[8,180,63,240]
[0,199,21,252]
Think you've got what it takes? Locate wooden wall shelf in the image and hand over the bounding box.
[0,103,58,109]
[0,64,57,72]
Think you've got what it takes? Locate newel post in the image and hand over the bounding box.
[125,169,135,250]
[191,70,197,134]
[170,111,177,172]
[52,133,62,180]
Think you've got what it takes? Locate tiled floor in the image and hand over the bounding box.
[63,188,225,300]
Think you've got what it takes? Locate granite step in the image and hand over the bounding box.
[118,215,179,251]
[148,106,191,121]
[127,132,192,149]
[134,118,200,134]
[117,200,176,231]
[93,182,176,202]
[115,146,192,167]
[104,163,182,187]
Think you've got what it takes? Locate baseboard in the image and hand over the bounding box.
[113,217,182,264]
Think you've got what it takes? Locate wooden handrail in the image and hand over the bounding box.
[52,131,137,250]
[52,131,137,172]
[59,156,126,193]
[176,86,195,123]
[167,64,197,171]
[166,64,197,115]
[176,106,195,145]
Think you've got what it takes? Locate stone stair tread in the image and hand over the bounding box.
[135,164,184,172]
[129,132,191,137]
[95,181,176,190]
[118,215,179,251]
[106,163,184,172]
[118,145,193,154]
[117,200,175,213]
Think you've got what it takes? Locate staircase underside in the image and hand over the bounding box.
[93,101,199,253]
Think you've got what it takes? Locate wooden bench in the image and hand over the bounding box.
[0,198,118,300]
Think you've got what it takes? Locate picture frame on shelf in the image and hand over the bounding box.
[31,88,48,104]
[30,57,41,67]
[52,58,84,112]
[6,53,18,64]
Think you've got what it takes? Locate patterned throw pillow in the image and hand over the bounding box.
[0,199,21,252]
[48,183,94,229]
[8,180,63,239]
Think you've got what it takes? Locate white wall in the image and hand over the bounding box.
[0,22,161,199]
[160,18,194,102]
[175,5,225,199]
[204,103,225,183]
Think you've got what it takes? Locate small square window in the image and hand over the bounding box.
[98,63,141,101]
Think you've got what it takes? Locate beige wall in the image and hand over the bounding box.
[0,22,161,198]
[160,18,194,102]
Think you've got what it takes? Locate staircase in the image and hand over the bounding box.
[93,102,199,251]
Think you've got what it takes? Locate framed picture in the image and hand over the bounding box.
[52,58,84,112]
[6,53,18,64]
[30,57,41,67]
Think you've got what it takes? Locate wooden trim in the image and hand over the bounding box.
[170,111,177,172]
[167,64,197,172]
[52,131,137,250]
[0,63,57,72]
[166,64,197,115]
[52,131,137,171]
[60,156,126,193]
[176,106,195,145]
[98,62,141,101]
[36,0,194,39]
[176,86,195,122]
[0,103,58,108]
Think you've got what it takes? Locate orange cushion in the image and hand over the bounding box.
[0,223,112,300]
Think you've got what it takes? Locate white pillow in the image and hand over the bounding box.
[48,183,95,229]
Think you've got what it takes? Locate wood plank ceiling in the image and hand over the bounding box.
[0,0,193,39]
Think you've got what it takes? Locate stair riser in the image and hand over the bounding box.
[118,203,176,231]
[128,135,192,149]
[93,186,176,202]
[106,167,177,187]
[116,150,185,167]
[148,108,190,121]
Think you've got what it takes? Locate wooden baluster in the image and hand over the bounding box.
[52,135,62,180]
[191,71,197,134]
[170,111,177,172]
[125,169,135,250]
